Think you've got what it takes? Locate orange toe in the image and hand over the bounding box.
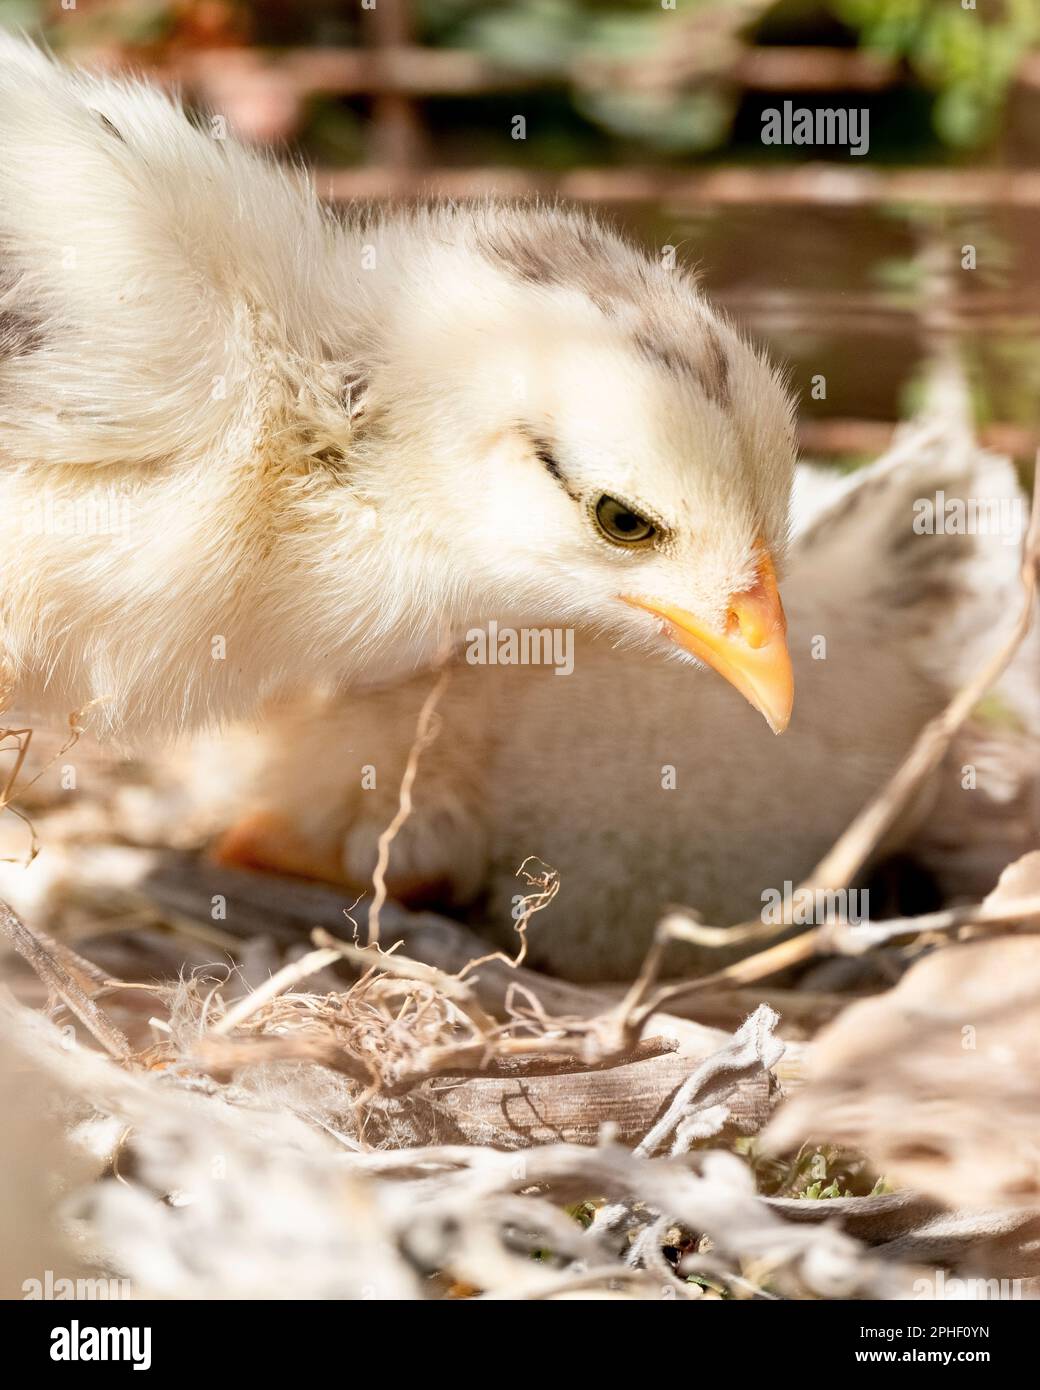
[209,809,344,882]
[210,811,460,910]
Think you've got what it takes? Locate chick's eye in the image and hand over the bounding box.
[593,494,656,546]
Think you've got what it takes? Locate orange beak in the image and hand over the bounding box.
[623,551,794,734]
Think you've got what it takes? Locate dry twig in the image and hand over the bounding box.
[0,898,131,1060]
[367,665,450,945]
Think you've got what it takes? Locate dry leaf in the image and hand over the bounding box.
[766,925,1040,1210]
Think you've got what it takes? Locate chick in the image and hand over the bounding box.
[0,35,795,740]
[205,415,1037,980]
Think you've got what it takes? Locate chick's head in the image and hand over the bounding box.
[356,208,798,731]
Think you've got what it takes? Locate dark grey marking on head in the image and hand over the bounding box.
[633,322,731,408]
[477,215,737,406]
[476,220,638,319]
[633,332,686,379]
[699,325,731,408]
[587,290,616,318]
[483,232,563,288]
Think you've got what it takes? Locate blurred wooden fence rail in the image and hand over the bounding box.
[103,0,1039,458]
[153,37,1040,114]
[316,164,1040,208]
[161,42,913,100]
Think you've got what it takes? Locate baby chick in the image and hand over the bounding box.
[204,414,1037,980]
[0,35,796,740]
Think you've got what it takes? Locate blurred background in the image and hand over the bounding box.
[3,0,1039,465]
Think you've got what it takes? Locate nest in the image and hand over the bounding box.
[2,413,1040,1300]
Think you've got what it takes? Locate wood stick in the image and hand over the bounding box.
[0,898,131,1060]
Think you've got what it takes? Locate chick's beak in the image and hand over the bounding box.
[622,552,794,734]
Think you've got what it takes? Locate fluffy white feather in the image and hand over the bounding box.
[0,35,797,739]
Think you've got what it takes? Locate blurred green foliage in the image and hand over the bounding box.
[8,0,1037,156]
[832,0,1040,147]
[418,0,1040,154]
[419,0,737,155]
